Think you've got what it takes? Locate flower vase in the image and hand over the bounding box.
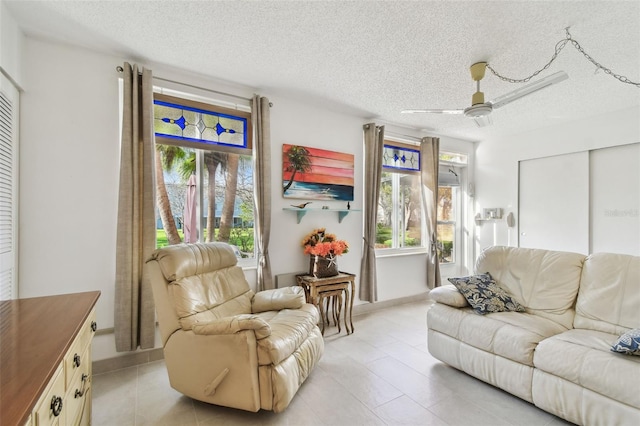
[309,254,339,278]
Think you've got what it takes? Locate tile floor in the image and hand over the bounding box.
[92,301,573,425]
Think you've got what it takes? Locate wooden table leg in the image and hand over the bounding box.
[348,279,355,334]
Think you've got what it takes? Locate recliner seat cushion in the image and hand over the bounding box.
[534,328,640,409]
[256,304,320,365]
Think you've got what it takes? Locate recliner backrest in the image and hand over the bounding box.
[146,243,254,339]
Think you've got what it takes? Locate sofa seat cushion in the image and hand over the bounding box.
[534,329,640,409]
[428,303,567,366]
[255,304,320,366]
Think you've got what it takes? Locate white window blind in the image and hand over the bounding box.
[0,74,18,300]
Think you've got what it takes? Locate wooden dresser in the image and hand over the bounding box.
[0,291,100,426]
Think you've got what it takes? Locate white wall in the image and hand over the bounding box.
[14,35,475,361]
[474,107,640,254]
[0,1,24,86]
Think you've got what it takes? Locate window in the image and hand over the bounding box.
[376,142,424,250]
[153,93,255,261]
[437,151,467,264]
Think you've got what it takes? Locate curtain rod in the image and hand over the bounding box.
[116,65,253,102]
[384,131,423,143]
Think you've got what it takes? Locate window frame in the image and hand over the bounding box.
[376,140,427,256]
[152,92,257,267]
[437,152,468,267]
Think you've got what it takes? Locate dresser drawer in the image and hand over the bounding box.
[64,309,96,388]
[64,347,91,426]
[34,364,65,426]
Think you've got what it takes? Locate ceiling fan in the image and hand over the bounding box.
[401,62,568,127]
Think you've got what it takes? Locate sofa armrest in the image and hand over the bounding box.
[192,314,271,339]
[251,286,305,313]
[429,284,469,308]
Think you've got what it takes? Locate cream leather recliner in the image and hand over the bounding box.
[145,242,324,412]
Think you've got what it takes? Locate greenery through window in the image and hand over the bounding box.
[153,93,255,259]
[376,141,423,250]
[437,186,456,263]
[437,151,467,264]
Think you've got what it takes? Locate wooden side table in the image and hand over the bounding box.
[296,272,355,335]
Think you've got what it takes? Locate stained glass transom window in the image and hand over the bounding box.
[154,99,248,149]
[382,144,420,172]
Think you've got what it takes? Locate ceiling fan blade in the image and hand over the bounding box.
[401,109,464,114]
[489,71,569,109]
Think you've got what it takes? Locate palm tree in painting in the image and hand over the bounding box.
[283,145,312,194]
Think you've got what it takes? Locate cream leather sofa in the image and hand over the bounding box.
[146,242,324,412]
[427,246,640,425]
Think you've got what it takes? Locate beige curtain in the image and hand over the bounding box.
[360,123,384,302]
[420,136,441,289]
[253,95,273,291]
[114,63,156,351]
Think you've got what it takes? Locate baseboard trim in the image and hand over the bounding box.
[92,347,165,375]
[352,292,430,316]
[92,293,431,375]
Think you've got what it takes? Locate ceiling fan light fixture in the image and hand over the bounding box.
[464,103,492,117]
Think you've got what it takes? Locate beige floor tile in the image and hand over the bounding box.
[91,301,571,426]
[373,395,449,426]
[366,356,455,409]
[317,351,404,410]
[428,395,513,426]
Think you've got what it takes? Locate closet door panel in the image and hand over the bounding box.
[590,143,640,255]
[518,152,589,254]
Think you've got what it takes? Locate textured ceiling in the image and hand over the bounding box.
[5,0,640,142]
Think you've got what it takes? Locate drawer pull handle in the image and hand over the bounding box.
[50,395,63,416]
[75,374,88,398]
[73,353,81,367]
[91,321,97,332]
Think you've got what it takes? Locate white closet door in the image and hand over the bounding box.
[518,152,589,254]
[590,143,640,255]
[0,74,19,300]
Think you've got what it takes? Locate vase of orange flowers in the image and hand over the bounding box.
[302,228,349,278]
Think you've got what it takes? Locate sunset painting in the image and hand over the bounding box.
[282,144,354,201]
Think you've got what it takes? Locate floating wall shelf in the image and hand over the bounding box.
[283,207,360,224]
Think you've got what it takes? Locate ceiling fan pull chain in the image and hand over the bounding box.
[486,27,639,88]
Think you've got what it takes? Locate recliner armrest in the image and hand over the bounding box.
[251,286,305,313]
[192,314,271,339]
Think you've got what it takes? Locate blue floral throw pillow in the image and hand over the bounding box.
[611,329,640,356]
[448,273,526,315]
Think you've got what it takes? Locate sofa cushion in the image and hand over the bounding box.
[427,303,567,366]
[534,329,640,410]
[448,273,525,315]
[611,328,640,355]
[255,304,320,366]
[574,253,640,334]
[429,284,469,308]
[475,246,585,328]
